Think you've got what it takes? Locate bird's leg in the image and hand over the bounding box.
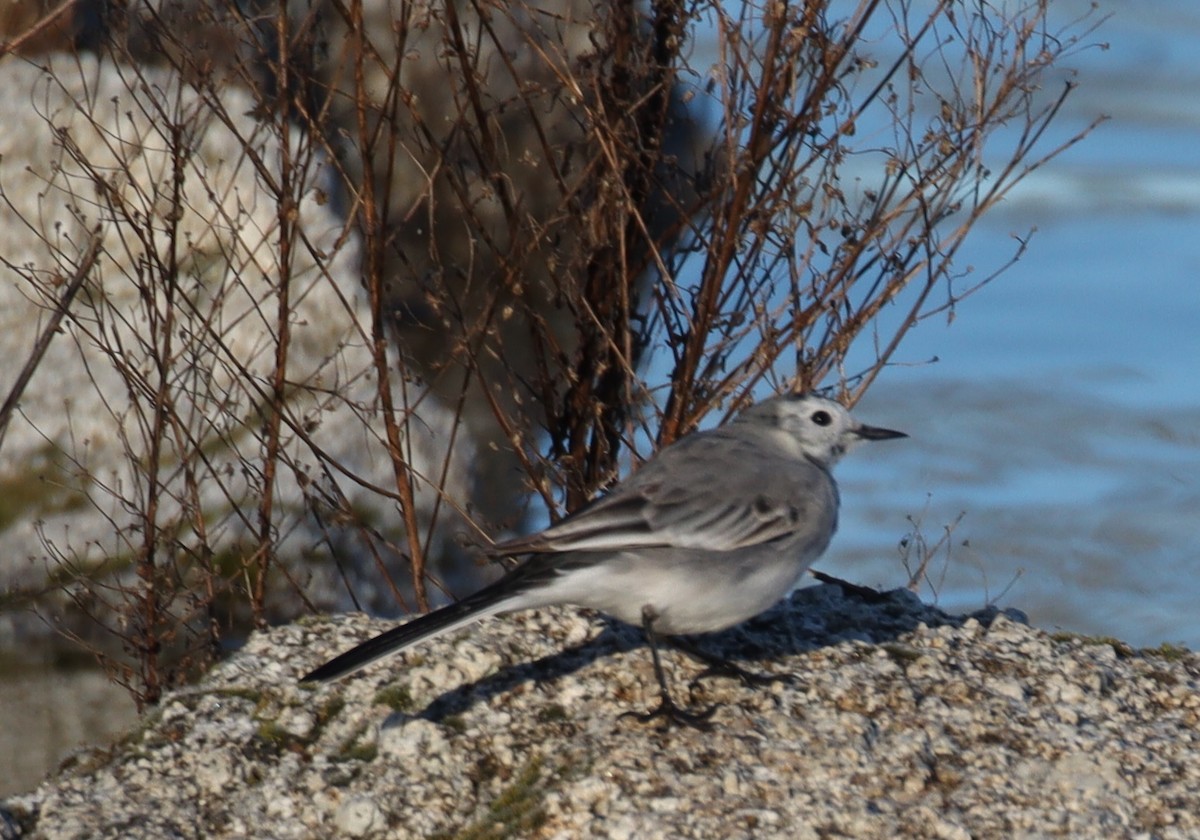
[671,635,793,689]
[620,606,717,730]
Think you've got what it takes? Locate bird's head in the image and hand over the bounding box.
[737,393,907,466]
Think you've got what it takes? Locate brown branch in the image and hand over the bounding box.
[0,229,102,454]
[0,0,78,57]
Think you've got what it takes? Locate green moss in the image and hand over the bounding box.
[1140,642,1191,661]
[209,685,267,704]
[431,756,548,840]
[373,684,415,713]
[255,719,301,752]
[974,655,1009,676]
[880,643,923,663]
[341,742,379,763]
[441,714,468,735]
[334,731,379,764]
[317,695,347,724]
[535,704,569,724]
[251,694,324,754]
[1050,632,1136,658]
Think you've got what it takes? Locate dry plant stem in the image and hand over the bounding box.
[443,0,519,228]
[0,0,77,57]
[308,472,407,611]
[904,511,966,595]
[129,118,193,706]
[552,0,690,507]
[659,1,838,441]
[680,1,1096,416]
[252,4,297,628]
[0,231,101,453]
[349,0,431,610]
[846,104,1103,402]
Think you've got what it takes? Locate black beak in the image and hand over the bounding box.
[855,424,907,441]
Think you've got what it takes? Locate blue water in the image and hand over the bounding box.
[824,1,1200,647]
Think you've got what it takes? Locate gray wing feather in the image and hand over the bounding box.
[489,429,834,556]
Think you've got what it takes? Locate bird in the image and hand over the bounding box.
[301,392,906,726]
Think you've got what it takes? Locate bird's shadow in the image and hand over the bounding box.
[387,582,1017,726]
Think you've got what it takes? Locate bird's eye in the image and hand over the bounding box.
[811,410,832,426]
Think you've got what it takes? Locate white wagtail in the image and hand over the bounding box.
[302,393,905,725]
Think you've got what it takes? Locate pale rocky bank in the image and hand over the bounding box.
[3,585,1198,839]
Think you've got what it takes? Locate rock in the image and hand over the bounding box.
[4,584,1198,837]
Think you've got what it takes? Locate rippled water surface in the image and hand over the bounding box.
[830,0,1200,648]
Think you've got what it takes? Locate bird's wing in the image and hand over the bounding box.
[489,431,834,556]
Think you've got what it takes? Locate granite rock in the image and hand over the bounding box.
[4,584,1198,839]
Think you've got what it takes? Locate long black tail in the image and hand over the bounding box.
[300,582,515,683]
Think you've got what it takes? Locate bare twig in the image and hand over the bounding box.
[0,230,101,453]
